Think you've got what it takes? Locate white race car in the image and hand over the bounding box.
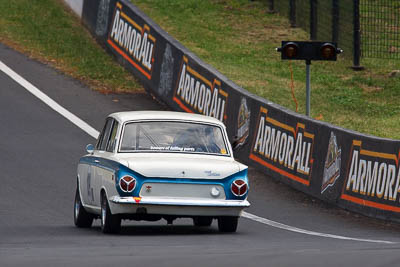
[74,111,250,233]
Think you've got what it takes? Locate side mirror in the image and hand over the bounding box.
[86,144,94,154]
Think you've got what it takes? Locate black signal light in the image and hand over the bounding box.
[320,43,337,60]
[282,42,299,59]
[277,41,342,61]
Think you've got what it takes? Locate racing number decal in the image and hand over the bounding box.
[87,167,94,204]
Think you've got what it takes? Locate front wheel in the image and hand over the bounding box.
[101,192,121,234]
[218,216,238,233]
[74,188,94,228]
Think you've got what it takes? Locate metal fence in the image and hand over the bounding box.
[361,0,400,59]
[267,0,400,65]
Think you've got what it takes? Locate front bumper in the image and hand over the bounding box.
[109,196,250,217]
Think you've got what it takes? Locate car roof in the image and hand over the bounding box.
[109,111,225,127]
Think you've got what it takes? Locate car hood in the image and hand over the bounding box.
[117,154,246,179]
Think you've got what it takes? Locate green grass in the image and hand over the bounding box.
[133,0,400,139]
[0,0,142,92]
[0,0,399,139]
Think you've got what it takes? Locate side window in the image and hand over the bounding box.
[106,121,119,152]
[97,118,114,151]
[120,123,136,151]
[95,123,106,150]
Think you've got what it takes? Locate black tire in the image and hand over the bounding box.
[218,216,238,233]
[101,192,121,234]
[193,216,213,227]
[74,187,94,228]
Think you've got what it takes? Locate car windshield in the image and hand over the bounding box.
[120,121,229,156]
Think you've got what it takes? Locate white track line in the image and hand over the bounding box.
[1,60,396,245]
[0,61,99,139]
[242,212,395,244]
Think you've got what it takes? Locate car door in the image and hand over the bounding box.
[91,118,114,207]
[101,120,120,199]
[92,118,122,208]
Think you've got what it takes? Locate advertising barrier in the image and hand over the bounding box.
[80,0,400,222]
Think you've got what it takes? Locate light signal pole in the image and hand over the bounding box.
[277,41,342,117]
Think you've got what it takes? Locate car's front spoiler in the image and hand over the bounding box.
[110,196,250,207]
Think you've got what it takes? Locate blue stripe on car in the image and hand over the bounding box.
[79,156,249,200]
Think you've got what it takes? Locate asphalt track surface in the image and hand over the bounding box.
[2,43,400,267]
